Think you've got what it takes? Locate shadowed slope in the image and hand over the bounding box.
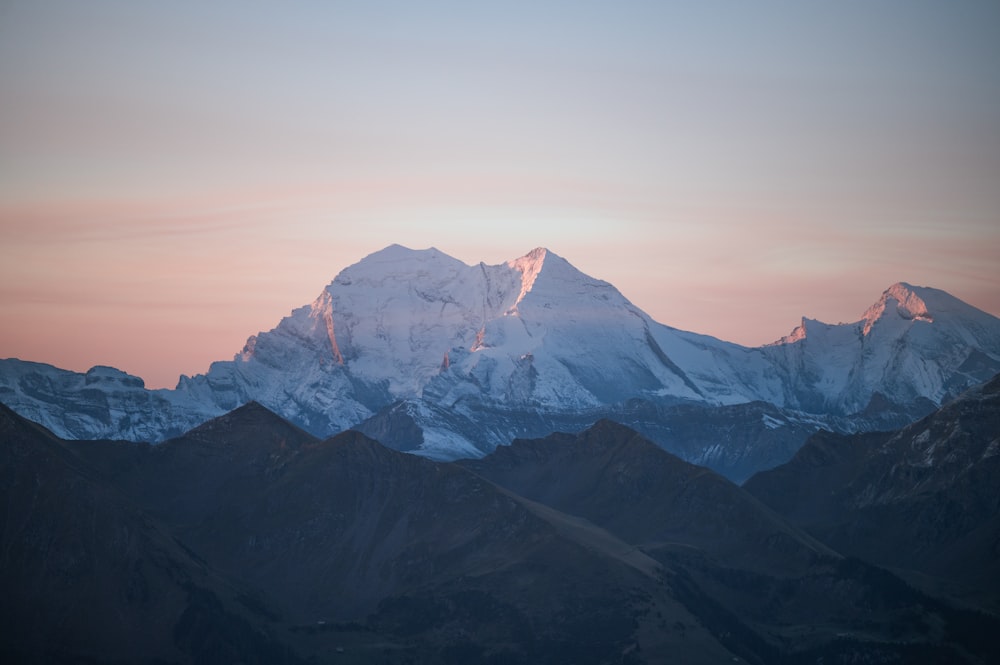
[9,400,998,664]
[0,403,303,664]
[75,405,737,663]
[460,419,1000,663]
[460,419,832,573]
[745,374,1000,610]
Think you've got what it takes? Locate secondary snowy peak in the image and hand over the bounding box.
[861,282,934,336]
[771,281,992,344]
[761,281,1000,416]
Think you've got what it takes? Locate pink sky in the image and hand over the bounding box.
[2,2,999,389]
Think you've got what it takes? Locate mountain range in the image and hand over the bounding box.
[3,381,998,663]
[3,244,1000,480]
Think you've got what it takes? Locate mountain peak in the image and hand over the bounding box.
[506,247,552,304]
[336,245,462,283]
[366,243,446,261]
[513,246,552,264]
[862,282,936,336]
[179,400,316,447]
[769,281,997,346]
[504,246,616,312]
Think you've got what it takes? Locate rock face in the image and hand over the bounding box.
[3,245,1000,478]
[5,402,998,663]
[744,374,1000,611]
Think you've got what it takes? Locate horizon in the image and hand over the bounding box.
[2,2,999,389]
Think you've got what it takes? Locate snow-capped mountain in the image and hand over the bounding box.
[173,244,779,451]
[2,245,999,477]
[0,361,216,442]
[761,282,1000,415]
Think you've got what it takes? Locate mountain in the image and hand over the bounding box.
[759,282,1000,416]
[3,245,999,478]
[0,361,217,441]
[744,374,1000,612]
[0,402,304,664]
[6,402,997,663]
[456,420,1000,663]
[25,403,745,664]
[458,419,833,573]
[174,245,771,449]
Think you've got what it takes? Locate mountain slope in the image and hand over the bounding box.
[744,373,1000,611]
[69,403,741,663]
[458,419,832,573]
[457,419,1000,663]
[0,403,304,664]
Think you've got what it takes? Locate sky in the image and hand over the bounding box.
[1,1,999,390]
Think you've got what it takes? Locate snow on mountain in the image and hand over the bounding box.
[761,282,1000,416]
[2,246,999,474]
[173,245,759,439]
[0,359,217,441]
[433,247,723,408]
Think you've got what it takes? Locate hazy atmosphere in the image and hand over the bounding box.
[2,1,998,389]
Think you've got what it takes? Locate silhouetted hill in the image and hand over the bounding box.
[459,419,832,573]
[0,403,303,664]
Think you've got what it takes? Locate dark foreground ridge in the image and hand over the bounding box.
[2,389,999,664]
